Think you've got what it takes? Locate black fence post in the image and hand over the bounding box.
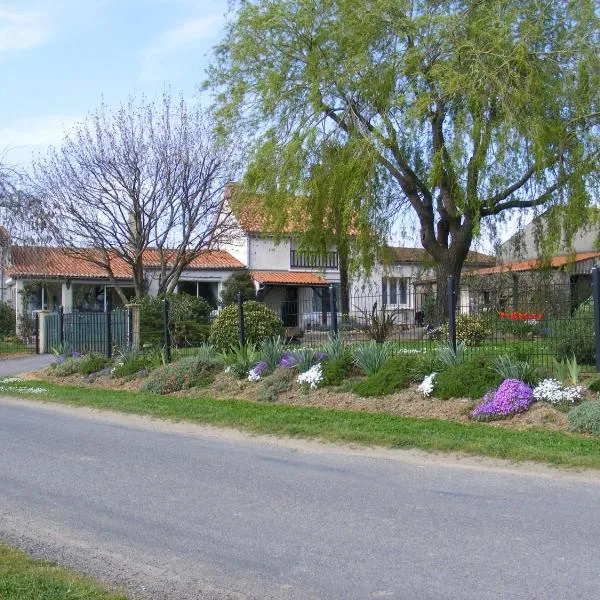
[163,298,172,363]
[592,267,600,373]
[58,305,64,348]
[105,297,112,359]
[237,291,246,346]
[34,313,40,355]
[447,275,457,354]
[329,285,338,335]
[127,306,133,351]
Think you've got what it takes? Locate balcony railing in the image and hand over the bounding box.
[290,250,339,269]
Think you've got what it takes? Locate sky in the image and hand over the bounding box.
[0,0,227,167]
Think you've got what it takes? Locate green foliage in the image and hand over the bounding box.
[219,268,257,307]
[258,368,294,402]
[209,0,599,283]
[288,347,324,372]
[568,400,600,437]
[421,292,437,326]
[52,357,81,377]
[209,301,284,351]
[222,343,259,378]
[433,357,502,400]
[0,302,15,338]
[320,355,355,387]
[411,350,443,381]
[550,299,595,364]
[352,341,393,376]
[259,336,288,369]
[77,353,109,376]
[111,349,162,378]
[141,356,213,395]
[437,316,489,347]
[357,303,398,343]
[491,354,538,386]
[322,332,347,362]
[435,342,467,368]
[353,356,419,398]
[139,294,212,348]
[554,355,581,386]
[587,377,600,393]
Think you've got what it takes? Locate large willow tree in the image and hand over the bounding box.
[209,0,599,313]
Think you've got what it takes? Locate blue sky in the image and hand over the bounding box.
[0,0,227,166]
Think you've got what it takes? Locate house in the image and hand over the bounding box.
[4,245,244,332]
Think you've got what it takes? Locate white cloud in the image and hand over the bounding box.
[140,14,224,82]
[0,7,49,53]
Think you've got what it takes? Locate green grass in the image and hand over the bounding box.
[2,379,600,469]
[0,542,128,599]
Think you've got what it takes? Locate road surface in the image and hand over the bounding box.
[1,398,599,599]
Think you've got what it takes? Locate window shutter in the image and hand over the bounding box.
[381,278,387,305]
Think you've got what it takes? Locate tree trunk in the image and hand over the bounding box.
[338,251,350,320]
[433,246,469,324]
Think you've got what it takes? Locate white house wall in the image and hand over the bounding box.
[248,236,291,270]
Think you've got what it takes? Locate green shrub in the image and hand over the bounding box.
[435,342,467,367]
[352,341,394,376]
[568,400,600,436]
[490,354,537,386]
[209,301,284,351]
[258,368,295,402]
[587,376,600,393]
[139,294,212,347]
[52,357,81,377]
[219,268,257,306]
[321,355,355,387]
[259,336,288,369]
[322,332,347,361]
[437,315,489,346]
[353,355,419,397]
[433,357,502,399]
[141,356,213,394]
[111,349,163,378]
[550,299,595,364]
[411,350,443,381]
[0,302,15,338]
[77,353,109,375]
[221,343,259,378]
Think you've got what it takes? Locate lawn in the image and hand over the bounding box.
[2,379,600,469]
[0,542,128,600]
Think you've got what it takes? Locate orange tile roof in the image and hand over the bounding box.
[8,246,243,279]
[251,270,329,286]
[465,252,600,276]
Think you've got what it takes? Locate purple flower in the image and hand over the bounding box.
[253,361,269,374]
[471,379,533,421]
[72,352,81,358]
[54,354,66,364]
[278,352,298,369]
[313,352,328,363]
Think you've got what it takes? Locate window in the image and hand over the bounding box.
[382,277,408,306]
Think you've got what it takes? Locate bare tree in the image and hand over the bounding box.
[33,94,237,299]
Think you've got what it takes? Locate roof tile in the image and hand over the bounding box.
[251,271,329,286]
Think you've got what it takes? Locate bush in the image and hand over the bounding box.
[0,302,15,338]
[568,400,600,436]
[490,354,538,386]
[52,357,81,377]
[141,356,213,394]
[220,268,257,306]
[77,353,109,375]
[209,301,284,351]
[353,355,419,397]
[258,368,295,402]
[222,343,259,378]
[321,355,355,387]
[550,299,595,364]
[259,336,288,369]
[437,315,489,346]
[139,294,212,348]
[433,357,502,399]
[587,376,600,393]
[352,341,394,376]
[111,349,163,378]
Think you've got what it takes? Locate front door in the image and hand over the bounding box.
[282,287,298,328]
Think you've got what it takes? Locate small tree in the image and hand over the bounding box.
[220,268,256,306]
[33,94,238,300]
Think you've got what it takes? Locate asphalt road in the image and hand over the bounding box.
[1,399,600,600]
[0,354,53,376]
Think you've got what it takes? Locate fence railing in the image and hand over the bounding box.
[36,268,600,371]
[290,249,339,269]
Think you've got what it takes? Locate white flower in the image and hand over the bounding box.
[0,385,48,395]
[418,373,436,397]
[533,378,583,405]
[247,367,261,382]
[297,364,323,389]
[224,366,231,374]
[0,377,23,383]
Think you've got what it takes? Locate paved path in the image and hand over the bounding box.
[1,398,600,600]
[0,354,53,376]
